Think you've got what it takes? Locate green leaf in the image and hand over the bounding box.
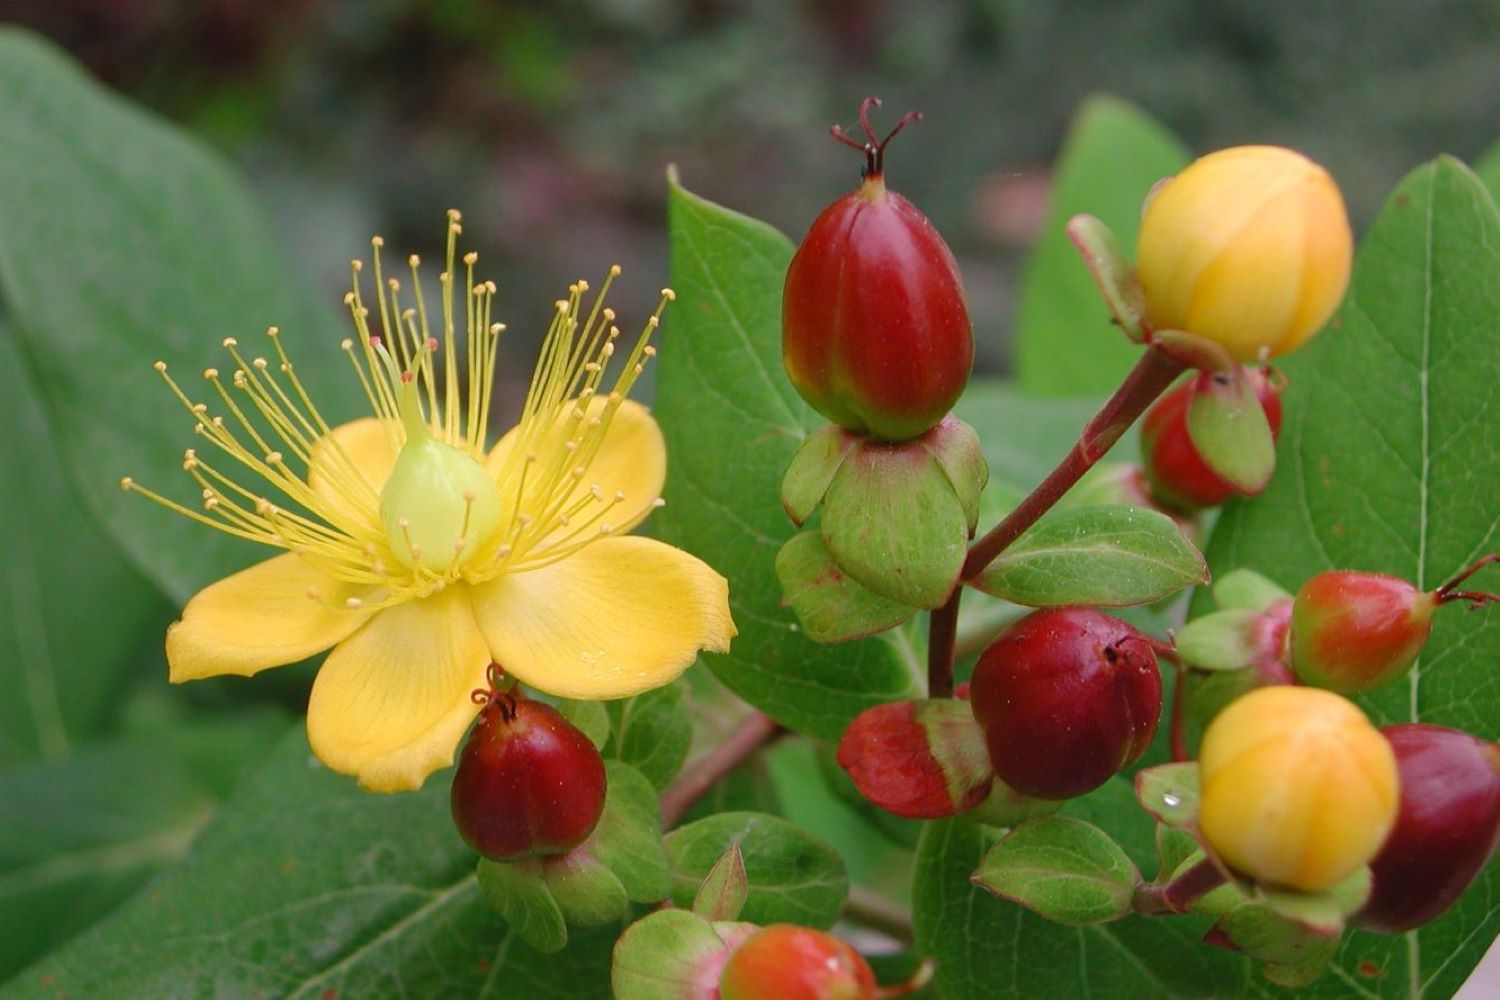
[0,323,170,764]
[692,843,749,922]
[1199,156,1500,995]
[655,172,921,738]
[8,728,616,997]
[0,30,354,603]
[1185,370,1276,494]
[1134,762,1200,829]
[775,530,919,642]
[971,505,1207,607]
[0,717,286,980]
[952,382,1102,509]
[558,698,612,750]
[913,816,1245,999]
[1015,96,1189,395]
[605,685,692,791]
[664,812,848,928]
[972,816,1139,927]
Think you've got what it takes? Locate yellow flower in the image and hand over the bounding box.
[1136,145,1353,362]
[1198,686,1398,891]
[123,211,736,793]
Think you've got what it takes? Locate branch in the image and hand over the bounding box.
[660,711,782,827]
[843,884,916,945]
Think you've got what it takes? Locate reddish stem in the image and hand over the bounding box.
[923,348,1186,698]
[829,97,924,178]
[659,711,782,827]
[1134,856,1227,915]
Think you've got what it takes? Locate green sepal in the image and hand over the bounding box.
[775,530,919,642]
[1175,609,1264,671]
[967,777,1064,828]
[916,699,999,813]
[781,424,857,526]
[473,761,668,953]
[1065,214,1148,342]
[1258,867,1372,935]
[1186,368,1276,493]
[1134,762,1199,829]
[475,857,569,954]
[1150,328,1237,373]
[664,811,849,928]
[821,438,969,609]
[557,698,612,749]
[1155,825,1200,878]
[692,843,749,922]
[920,416,989,532]
[610,908,759,1000]
[591,761,673,903]
[971,815,1140,927]
[969,505,1207,607]
[1212,567,1291,612]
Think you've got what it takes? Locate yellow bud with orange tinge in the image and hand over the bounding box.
[1198,686,1398,892]
[1137,146,1353,361]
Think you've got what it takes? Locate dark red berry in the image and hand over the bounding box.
[450,684,607,861]
[1140,367,1283,511]
[1290,571,1436,693]
[782,98,972,442]
[969,608,1162,800]
[719,924,877,1000]
[1356,724,1500,933]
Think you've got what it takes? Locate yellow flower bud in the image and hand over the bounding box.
[1198,686,1398,891]
[1137,146,1353,362]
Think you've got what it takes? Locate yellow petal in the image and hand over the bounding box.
[307,417,399,526]
[470,536,734,700]
[486,398,666,539]
[166,553,375,682]
[306,584,490,792]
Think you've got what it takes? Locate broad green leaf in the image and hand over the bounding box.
[0,716,286,981]
[558,698,612,750]
[0,30,353,603]
[606,684,692,790]
[655,173,921,738]
[1015,96,1189,395]
[953,383,1101,508]
[972,816,1140,928]
[0,323,169,763]
[590,761,672,903]
[775,530,919,642]
[6,729,615,998]
[972,505,1207,607]
[913,814,1245,999]
[664,812,848,928]
[1199,157,1500,996]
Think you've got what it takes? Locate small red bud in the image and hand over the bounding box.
[782,100,972,442]
[1139,367,1283,511]
[1289,571,1437,693]
[719,924,877,1000]
[450,687,607,861]
[969,608,1162,800]
[1357,724,1500,933]
[836,700,994,819]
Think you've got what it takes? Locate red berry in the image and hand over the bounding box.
[782,100,972,442]
[1139,367,1283,511]
[719,925,877,1000]
[1357,724,1500,933]
[836,699,994,819]
[969,608,1162,800]
[450,686,607,861]
[1289,571,1437,693]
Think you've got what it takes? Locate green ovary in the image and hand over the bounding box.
[380,429,503,574]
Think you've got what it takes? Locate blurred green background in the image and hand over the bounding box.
[5,0,1498,377]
